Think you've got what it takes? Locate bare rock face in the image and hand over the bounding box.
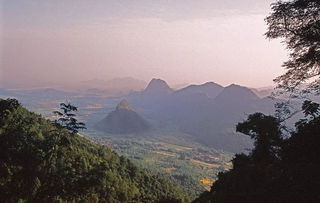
[96,99,150,134]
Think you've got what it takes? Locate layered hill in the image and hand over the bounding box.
[0,98,188,202]
[175,82,223,98]
[96,99,151,134]
[126,79,276,152]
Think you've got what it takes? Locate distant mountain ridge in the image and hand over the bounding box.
[124,78,275,152]
[175,82,223,98]
[1,78,277,153]
[215,84,259,103]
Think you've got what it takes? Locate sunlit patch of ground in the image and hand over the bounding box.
[200,178,214,191]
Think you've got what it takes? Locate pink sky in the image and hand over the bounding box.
[1,0,287,88]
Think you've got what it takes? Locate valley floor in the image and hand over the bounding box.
[85,129,233,197]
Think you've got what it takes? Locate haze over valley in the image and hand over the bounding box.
[1,0,320,202]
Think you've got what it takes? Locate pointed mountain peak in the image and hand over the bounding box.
[97,99,150,134]
[116,99,134,111]
[144,78,172,94]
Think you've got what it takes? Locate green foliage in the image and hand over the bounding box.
[0,99,189,202]
[194,101,320,203]
[88,133,233,199]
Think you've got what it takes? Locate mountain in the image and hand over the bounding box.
[143,78,173,96]
[215,84,259,104]
[96,99,151,134]
[0,98,188,202]
[175,82,223,98]
[176,85,272,152]
[127,81,274,152]
[251,86,274,98]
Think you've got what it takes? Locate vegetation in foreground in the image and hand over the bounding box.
[194,101,320,202]
[0,98,189,202]
[195,0,320,202]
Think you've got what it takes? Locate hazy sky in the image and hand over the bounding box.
[1,0,288,88]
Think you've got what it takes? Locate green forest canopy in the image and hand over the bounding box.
[0,98,189,203]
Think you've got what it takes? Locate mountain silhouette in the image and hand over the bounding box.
[215,84,259,104]
[175,82,223,98]
[96,99,150,134]
[126,80,275,152]
[143,78,173,96]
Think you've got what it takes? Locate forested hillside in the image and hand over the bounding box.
[0,98,189,202]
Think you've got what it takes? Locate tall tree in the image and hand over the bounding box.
[53,102,86,134]
[266,0,320,94]
[194,1,320,202]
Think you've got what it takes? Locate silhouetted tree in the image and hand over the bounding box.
[302,100,320,118]
[53,102,86,133]
[194,1,320,202]
[236,113,282,162]
[194,101,320,203]
[266,0,320,94]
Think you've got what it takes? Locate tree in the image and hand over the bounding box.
[0,99,190,202]
[266,0,320,94]
[53,102,86,134]
[194,1,320,202]
[302,100,320,118]
[0,98,20,125]
[236,113,282,162]
[194,101,320,203]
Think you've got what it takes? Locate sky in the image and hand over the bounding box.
[1,0,288,88]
